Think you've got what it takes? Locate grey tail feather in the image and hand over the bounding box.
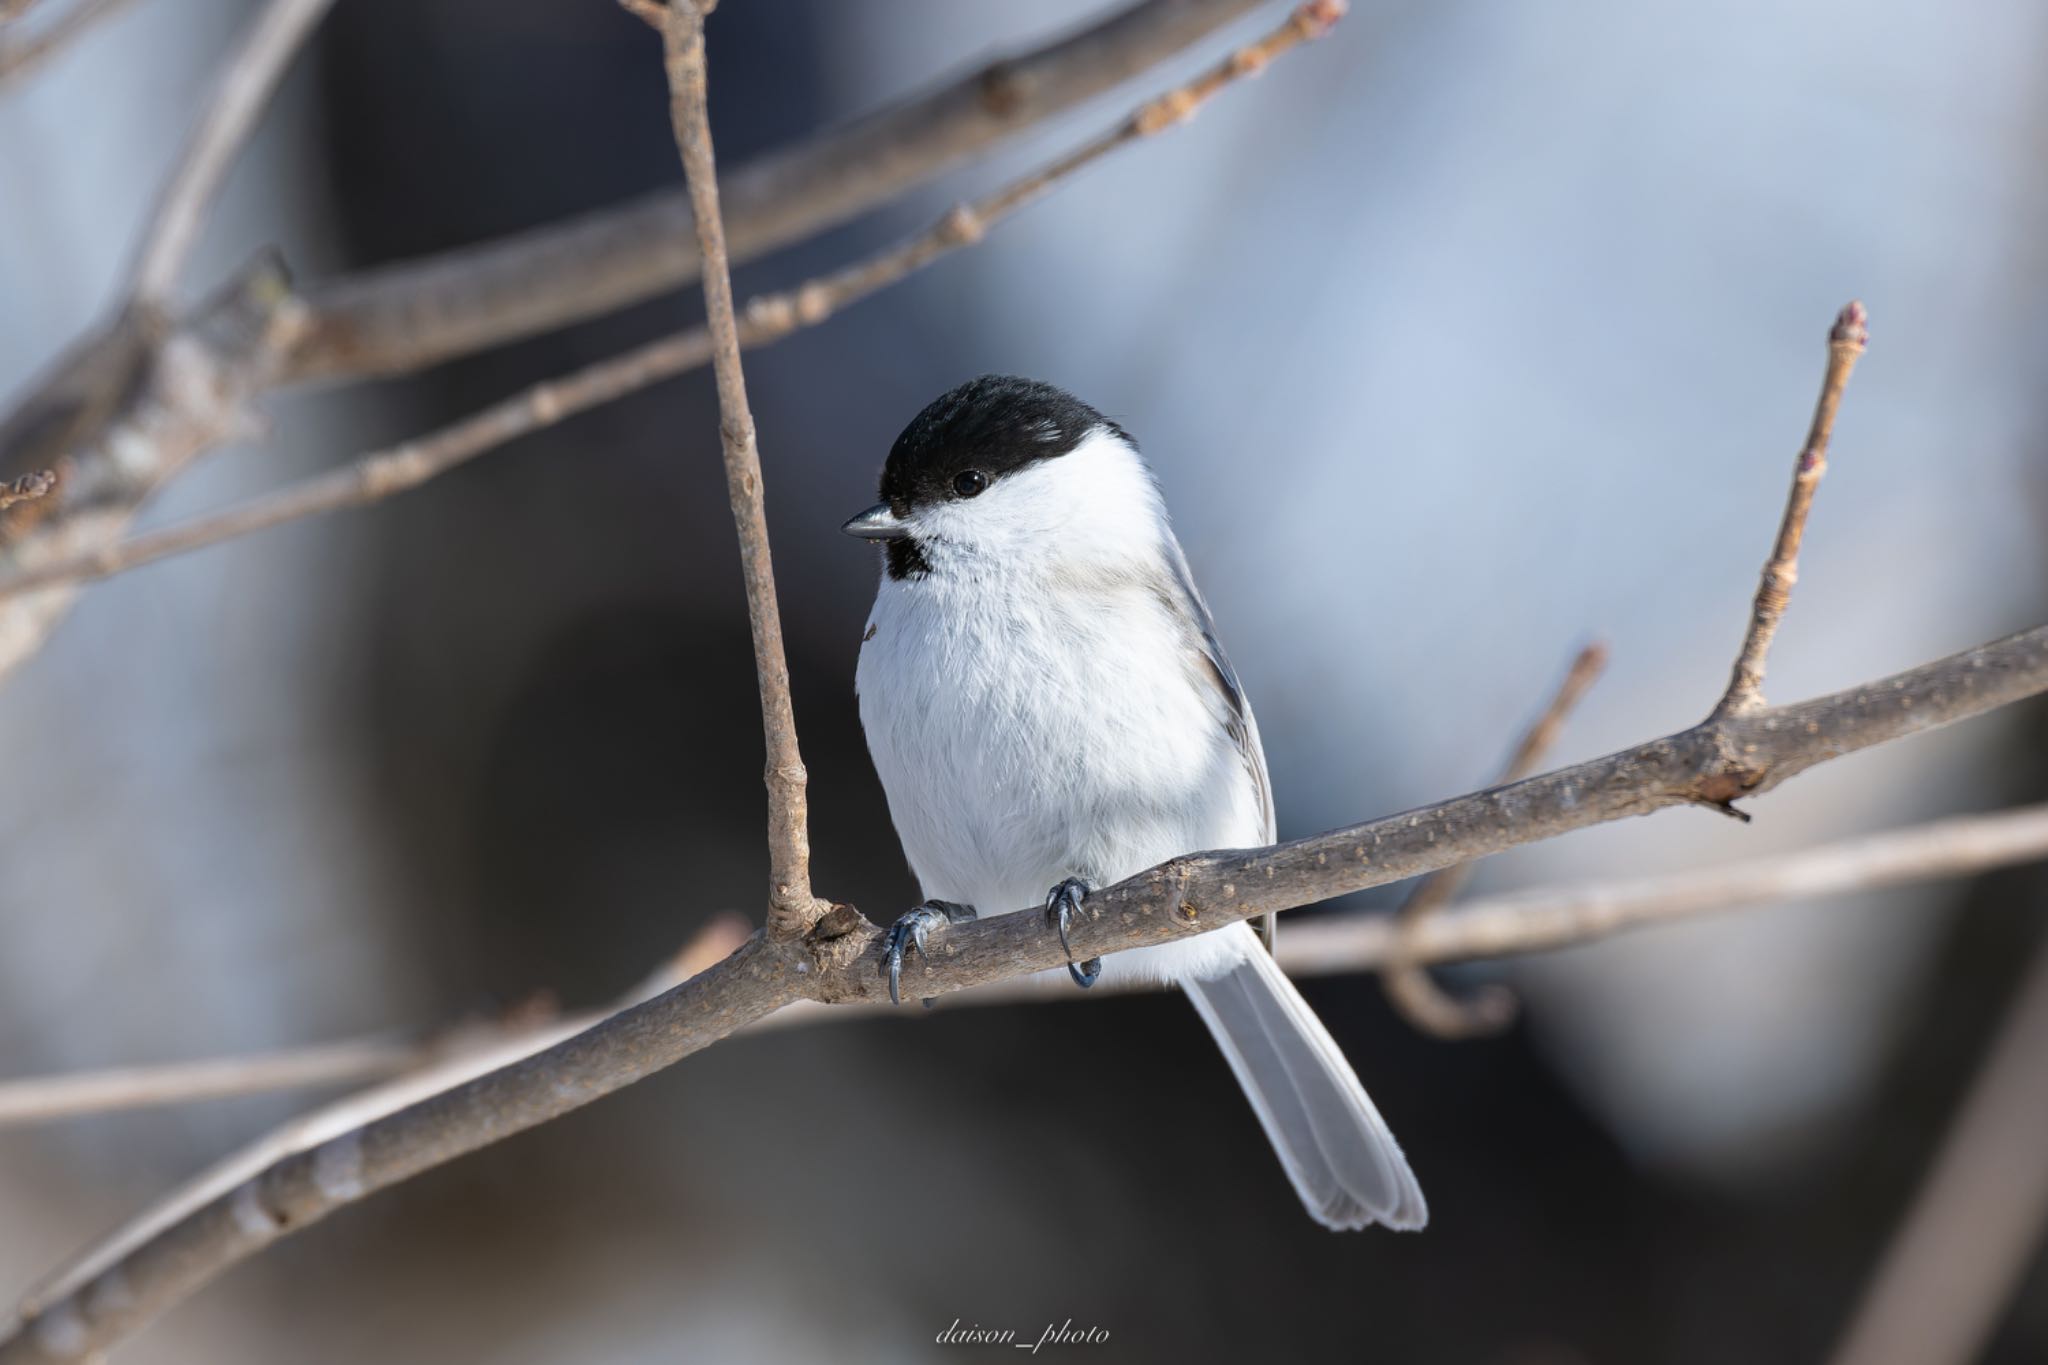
[1181,937,1428,1232]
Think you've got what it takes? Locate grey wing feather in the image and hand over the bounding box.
[1161,536,1277,845]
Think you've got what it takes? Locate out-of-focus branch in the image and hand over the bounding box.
[0,471,54,513]
[616,0,664,29]
[0,0,333,678]
[1714,301,1869,720]
[0,0,1290,680]
[662,0,823,940]
[3,916,753,1333]
[1825,931,2048,1365]
[1381,640,1607,1037]
[0,1039,418,1126]
[10,804,2048,1129]
[126,0,333,311]
[0,4,1336,605]
[0,0,134,84]
[7,610,2048,1361]
[282,0,1270,382]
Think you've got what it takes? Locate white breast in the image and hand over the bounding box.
[853,436,1268,984]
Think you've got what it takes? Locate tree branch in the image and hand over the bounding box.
[660,0,824,940]
[8,802,2048,1130]
[125,0,333,311]
[1381,639,1606,1037]
[1714,300,1869,719]
[0,1038,417,1127]
[0,4,1336,608]
[281,0,1270,382]
[5,615,2046,1360]
[0,0,1299,679]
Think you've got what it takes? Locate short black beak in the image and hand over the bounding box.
[841,502,908,541]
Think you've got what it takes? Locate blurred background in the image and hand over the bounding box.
[3,0,2046,1360]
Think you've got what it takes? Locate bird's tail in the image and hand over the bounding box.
[1180,929,1428,1231]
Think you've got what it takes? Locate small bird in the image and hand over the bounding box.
[845,376,1426,1232]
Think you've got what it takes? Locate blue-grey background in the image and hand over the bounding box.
[2,0,2045,1360]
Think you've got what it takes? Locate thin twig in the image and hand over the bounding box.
[1382,639,1607,1037]
[5,612,2047,1361]
[0,1039,419,1126]
[1824,932,2048,1365]
[1713,301,1870,720]
[0,4,1341,605]
[661,0,824,940]
[0,0,135,85]
[11,804,2048,1129]
[126,0,334,311]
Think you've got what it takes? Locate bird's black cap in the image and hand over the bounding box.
[877,375,1128,515]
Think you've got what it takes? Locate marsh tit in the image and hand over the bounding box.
[844,376,1426,1232]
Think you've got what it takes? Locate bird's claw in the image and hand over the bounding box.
[1047,878,1102,988]
[883,900,976,1006]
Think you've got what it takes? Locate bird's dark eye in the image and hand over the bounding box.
[952,470,988,498]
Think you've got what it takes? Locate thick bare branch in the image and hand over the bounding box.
[5,616,2046,1362]
[1382,639,1606,1037]
[10,803,2048,1129]
[0,0,135,85]
[0,5,1334,611]
[283,0,1269,381]
[661,0,824,939]
[1714,301,1869,719]
[126,0,333,310]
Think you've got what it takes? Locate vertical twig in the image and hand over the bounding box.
[1712,301,1869,719]
[126,0,335,311]
[661,0,825,942]
[1381,641,1608,1037]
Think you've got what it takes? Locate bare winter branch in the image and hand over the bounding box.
[1382,639,1607,1037]
[125,0,333,310]
[5,607,2047,1360]
[660,0,824,940]
[0,7,1336,608]
[1714,300,1870,720]
[0,1039,416,1127]
[283,0,1270,382]
[0,0,1297,680]
[9,804,2048,1130]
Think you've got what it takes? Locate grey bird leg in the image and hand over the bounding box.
[883,900,977,1006]
[1047,878,1102,988]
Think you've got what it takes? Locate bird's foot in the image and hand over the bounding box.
[1046,878,1102,989]
[883,900,977,1006]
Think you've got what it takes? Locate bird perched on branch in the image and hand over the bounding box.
[845,375,1425,1231]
